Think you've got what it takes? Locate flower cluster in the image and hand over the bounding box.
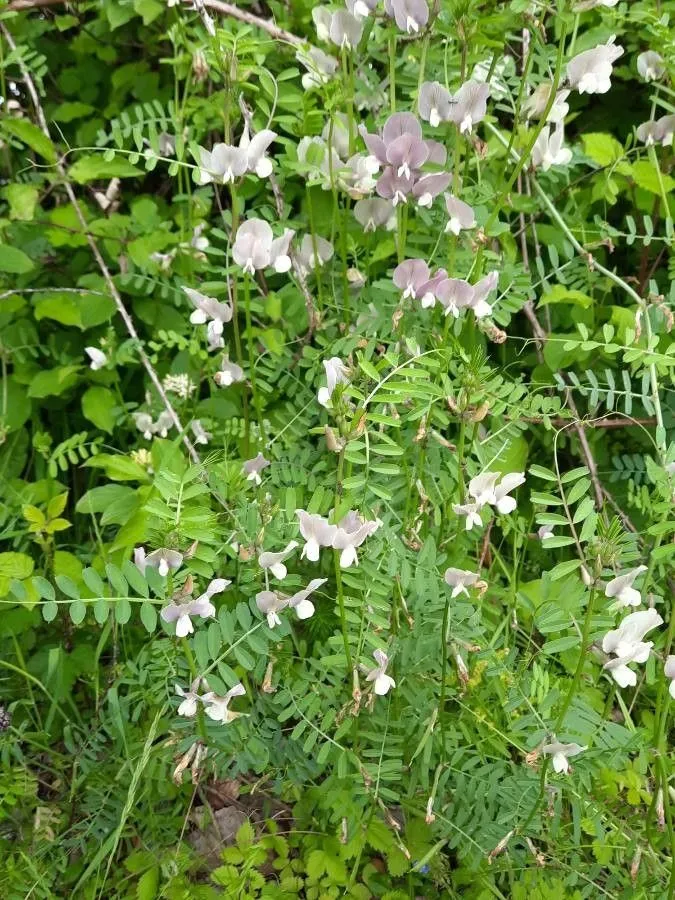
[296,508,381,568]
[602,608,663,688]
[393,260,499,320]
[176,678,246,724]
[194,125,276,185]
[256,577,327,627]
[418,80,490,133]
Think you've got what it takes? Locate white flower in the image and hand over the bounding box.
[295,234,334,277]
[468,271,499,318]
[538,525,556,541]
[328,9,363,49]
[296,510,337,562]
[232,219,294,275]
[637,51,665,82]
[161,578,229,637]
[566,37,624,95]
[191,419,212,445]
[665,656,675,700]
[259,541,298,580]
[288,577,327,620]
[384,0,429,35]
[256,589,287,628]
[242,453,270,485]
[493,472,526,514]
[195,143,248,185]
[297,47,339,91]
[444,568,480,598]
[602,608,663,687]
[532,123,573,171]
[183,287,232,351]
[354,197,396,232]
[452,502,483,531]
[175,677,206,717]
[162,373,196,399]
[604,565,647,609]
[202,683,246,723]
[134,546,183,577]
[468,472,499,506]
[542,741,586,774]
[365,649,396,695]
[444,194,476,235]
[346,0,377,19]
[133,412,155,440]
[450,80,490,134]
[85,347,107,370]
[238,124,277,178]
[318,357,349,408]
[419,81,454,128]
[332,510,381,568]
[523,85,570,123]
[214,355,245,387]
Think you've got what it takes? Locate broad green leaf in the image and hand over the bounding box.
[69,154,142,184]
[0,245,34,274]
[82,386,117,434]
[2,118,57,163]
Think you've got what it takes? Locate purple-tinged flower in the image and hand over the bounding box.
[419,81,454,127]
[412,172,451,207]
[637,50,665,82]
[452,502,483,530]
[134,546,183,577]
[566,38,624,95]
[636,114,675,147]
[296,510,337,562]
[604,565,647,609]
[202,683,246,723]
[214,354,245,387]
[416,267,447,308]
[387,132,429,179]
[332,510,381,568]
[384,0,429,34]
[425,139,448,166]
[532,123,572,171]
[354,197,396,231]
[444,567,480,598]
[239,124,277,178]
[288,577,327,619]
[318,357,350,408]
[468,271,498,318]
[444,194,476,235]
[450,81,490,134]
[602,608,663,687]
[259,541,298,580]
[85,347,107,370]
[346,0,377,19]
[538,525,555,541]
[434,277,474,317]
[636,121,661,146]
[665,656,675,700]
[365,649,395,695]
[295,235,334,277]
[542,741,585,774]
[393,259,430,299]
[329,9,363,49]
[376,167,415,205]
[242,453,270,485]
[232,219,294,275]
[195,143,248,185]
[256,589,287,628]
[161,579,229,637]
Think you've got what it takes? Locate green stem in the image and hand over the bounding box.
[334,449,353,673]
[228,183,249,452]
[181,636,209,744]
[244,273,265,445]
[388,34,397,113]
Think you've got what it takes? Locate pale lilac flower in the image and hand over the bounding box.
[134,546,183,577]
[191,419,212,445]
[242,453,270,485]
[232,219,294,275]
[574,0,618,8]
[256,589,287,628]
[239,124,277,178]
[202,683,246,723]
[214,355,245,387]
[318,357,350,408]
[419,81,454,127]
[636,121,662,146]
[665,656,675,700]
[450,81,490,134]
[532,123,572,171]
[452,502,483,531]
[365,649,396,695]
[288,577,327,619]
[523,85,570,123]
[259,541,298,580]
[332,510,381,568]
[444,568,480,598]
[468,472,499,506]
[469,271,499,318]
[346,0,377,19]
[329,9,363,49]
[604,565,647,609]
[637,51,665,82]
[153,410,175,437]
[297,47,339,91]
[444,195,476,235]
[636,114,675,147]
[425,139,448,166]
[566,38,624,95]
[542,741,586,774]
[393,259,430,300]
[85,347,107,370]
[435,277,474,317]
[295,235,334,277]
[183,287,233,350]
[538,525,556,541]
[416,268,448,309]
[376,167,415,205]
[412,172,451,208]
[493,473,526,514]
[175,679,203,717]
[602,608,663,687]
[354,197,396,231]
[195,143,248,185]
[296,510,337,562]
[384,0,429,34]
[161,578,228,637]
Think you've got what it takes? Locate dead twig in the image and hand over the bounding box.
[1,21,200,464]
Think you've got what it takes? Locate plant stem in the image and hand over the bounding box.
[181,636,209,744]
[388,34,396,113]
[334,448,353,673]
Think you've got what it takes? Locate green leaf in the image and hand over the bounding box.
[140,601,157,633]
[549,559,582,581]
[82,386,117,434]
[0,552,34,595]
[2,118,57,163]
[581,133,624,167]
[33,576,55,601]
[630,161,675,196]
[83,567,106,596]
[56,575,80,599]
[42,600,58,622]
[69,599,87,625]
[3,183,39,221]
[69,154,142,184]
[0,245,34,274]
[85,453,151,482]
[539,285,594,309]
